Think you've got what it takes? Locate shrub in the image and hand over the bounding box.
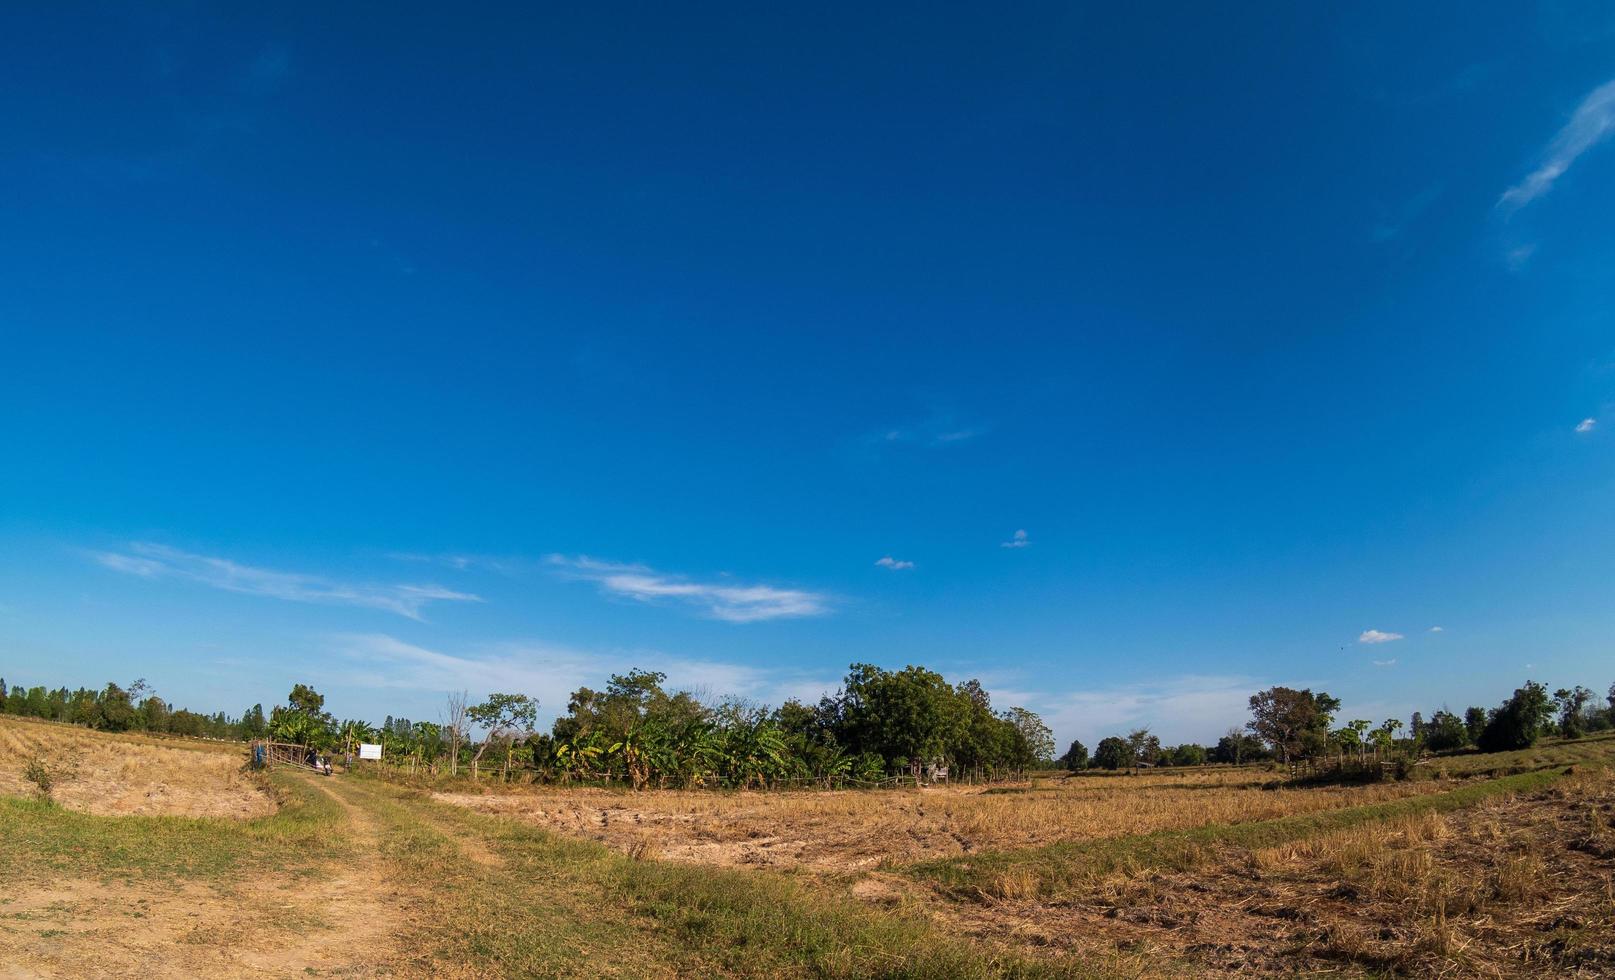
[23,757,54,798]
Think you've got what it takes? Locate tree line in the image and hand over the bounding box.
[359,665,1057,787]
[0,676,258,740]
[1058,679,1615,772]
[7,669,1611,786]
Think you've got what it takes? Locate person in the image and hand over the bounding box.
[323,756,333,776]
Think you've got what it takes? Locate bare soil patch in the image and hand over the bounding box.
[0,717,272,819]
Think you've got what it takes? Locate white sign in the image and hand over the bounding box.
[358,743,382,760]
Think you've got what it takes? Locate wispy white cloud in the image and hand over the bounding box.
[546,555,829,623]
[874,556,915,570]
[868,415,988,450]
[1504,243,1539,270]
[1372,659,1398,668]
[1576,417,1597,434]
[93,543,481,620]
[1358,629,1404,644]
[1499,78,1615,210]
[1001,529,1030,549]
[1428,626,1445,633]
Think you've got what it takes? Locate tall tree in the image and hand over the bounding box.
[1092,736,1134,771]
[1246,687,1340,764]
[468,693,540,777]
[1553,686,1594,739]
[1058,739,1088,771]
[1006,707,1055,765]
[444,690,470,777]
[1477,681,1554,753]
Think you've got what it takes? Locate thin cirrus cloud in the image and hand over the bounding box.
[1001,529,1030,549]
[546,555,829,623]
[1429,626,1445,633]
[92,542,481,620]
[1498,78,1615,211]
[1372,659,1398,668]
[1358,629,1404,644]
[874,556,915,570]
[1576,417,1596,434]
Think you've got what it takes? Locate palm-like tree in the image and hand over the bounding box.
[338,718,375,757]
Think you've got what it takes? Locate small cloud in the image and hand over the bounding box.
[1001,529,1030,549]
[874,556,915,570]
[1428,626,1445,633]
[1576,417,1596,434]
[931,427,985,446]
[867,414,987,450]
[1372,659,1398,668]
[1358,629,1404,644]
[1505,243,1538,270]
[1499,78,1615,211]
[547,555,829,623]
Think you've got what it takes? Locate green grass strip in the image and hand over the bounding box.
[0,773,346,880]
[906,768,1565,902]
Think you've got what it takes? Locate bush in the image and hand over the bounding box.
[1477,682,1553,753]
[23,757,54,798]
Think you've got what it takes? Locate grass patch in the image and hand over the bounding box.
[906,768,1566,902]
[0,771,345,881]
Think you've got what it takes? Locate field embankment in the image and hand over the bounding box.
[0,715,273,818]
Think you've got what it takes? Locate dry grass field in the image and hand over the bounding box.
[915,767,1615,975]
[2,722,1611,977]
[0,715,274,818]
[435,769,1456,870]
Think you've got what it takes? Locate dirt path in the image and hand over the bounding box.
[1,773,407,978]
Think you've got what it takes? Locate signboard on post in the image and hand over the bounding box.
[358,743,383,761]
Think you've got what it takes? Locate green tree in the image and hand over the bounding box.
[1422,710,1469,751]
[1246,687,1340,763]
[1553,686,1594,739]
[97,683,136,731]
[1126,728,1162,767]
[288,684,326,717]
[1167,743,1207,766]
[1477,681,1554,753]
[469,693,541,778]
[138,695,170,733]
[1058,739,1088,771]
[1211,728,1268,764]
[827,664,968,777]
[1464,706,1488,744]
[240,703,267,738]
[1093,736,1134,771]
[1006,707,1055,766]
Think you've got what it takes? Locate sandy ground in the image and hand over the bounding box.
[0,717,273,819]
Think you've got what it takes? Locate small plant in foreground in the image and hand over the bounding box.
[23,757,55,799]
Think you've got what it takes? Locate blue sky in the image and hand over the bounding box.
[2,3,1613,749]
